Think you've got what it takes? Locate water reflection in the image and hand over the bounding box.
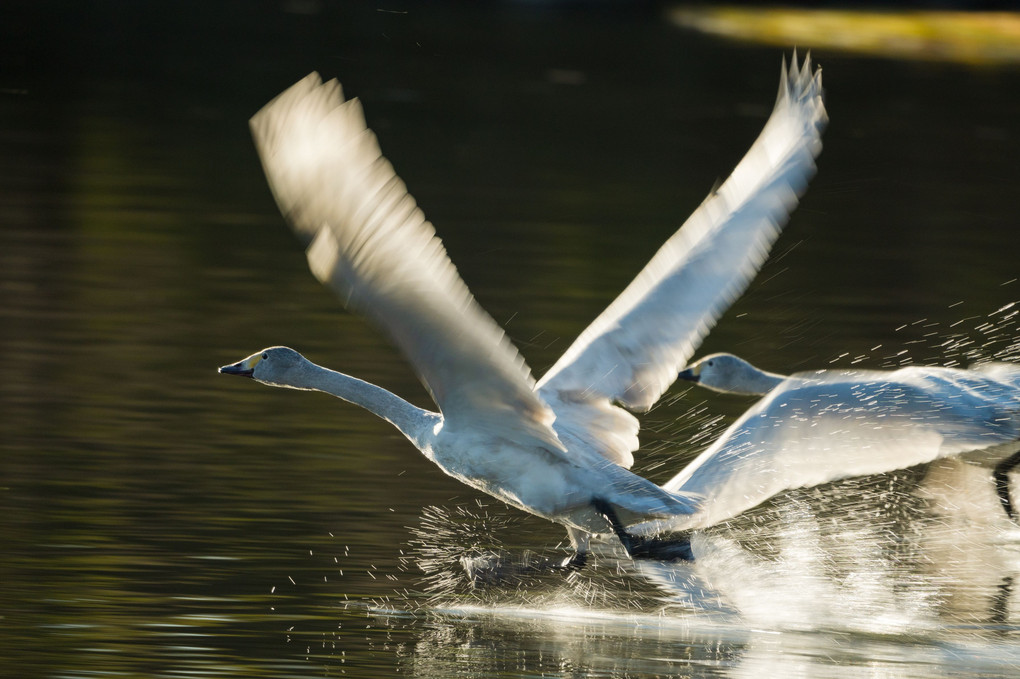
[389,603,1020,679]
[383,478,1020,678]
[375,454,1020,677]
[401,464,1020,635]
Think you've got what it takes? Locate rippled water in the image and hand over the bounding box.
[3,3,1020,677]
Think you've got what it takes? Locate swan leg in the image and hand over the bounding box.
[592,498,694,561]
[560,526,590,570]
[993,450,1020,521]
[557,550,588,571]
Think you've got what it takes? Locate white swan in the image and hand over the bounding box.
[219,54,827,567]
[633,352,1020,535]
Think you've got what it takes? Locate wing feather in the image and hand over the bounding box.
[644,366,1020,533]
[250,73,563,449]
[538,53,827,467]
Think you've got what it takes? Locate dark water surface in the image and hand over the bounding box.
[3,3,1020,677]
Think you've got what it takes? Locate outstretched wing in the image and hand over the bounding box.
[642,366,1020,533]
[250,74,563,449]
[537,53,827,468]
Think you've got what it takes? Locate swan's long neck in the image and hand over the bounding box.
[698,362,787,396]
[738,367,786,396]
[283,360,440,450]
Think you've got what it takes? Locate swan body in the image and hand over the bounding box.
[220,54,827,564]
[632,353,1020,535]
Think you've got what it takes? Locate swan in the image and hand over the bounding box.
[631,352,1020,535]
[219,54,827,568]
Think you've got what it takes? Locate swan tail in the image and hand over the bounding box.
[607,480,702,522]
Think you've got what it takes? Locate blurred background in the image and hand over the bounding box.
[2,2,1019,677]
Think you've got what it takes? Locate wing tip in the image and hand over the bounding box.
[249,72,380,246]
[776,49,827,131]
[249,72,361,152]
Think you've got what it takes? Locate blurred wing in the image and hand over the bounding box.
[536,53,827,468]
[651,368,1020,532]
[250,74,562,449]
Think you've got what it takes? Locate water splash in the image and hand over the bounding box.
[832,297,1020,369]
[400,503,691,613]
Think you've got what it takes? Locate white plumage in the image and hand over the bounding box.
[634,353,1020,535]
[220,55,827,564]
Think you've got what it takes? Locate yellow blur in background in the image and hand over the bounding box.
[671,7,1020,65]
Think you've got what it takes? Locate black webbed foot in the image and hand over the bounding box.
[592,497,694,562]
[993,450,1020,521]
[626,534,695,561]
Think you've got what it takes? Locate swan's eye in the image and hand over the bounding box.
[262,353,269,360]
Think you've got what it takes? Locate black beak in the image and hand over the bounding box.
[677,367,699,383]
[219,362,254,378]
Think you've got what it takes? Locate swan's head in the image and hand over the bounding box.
[219,346,308,387]
[678,353,764,395]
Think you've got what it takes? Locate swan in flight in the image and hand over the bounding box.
[633,353,1020,535]
[219,54,827,568]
